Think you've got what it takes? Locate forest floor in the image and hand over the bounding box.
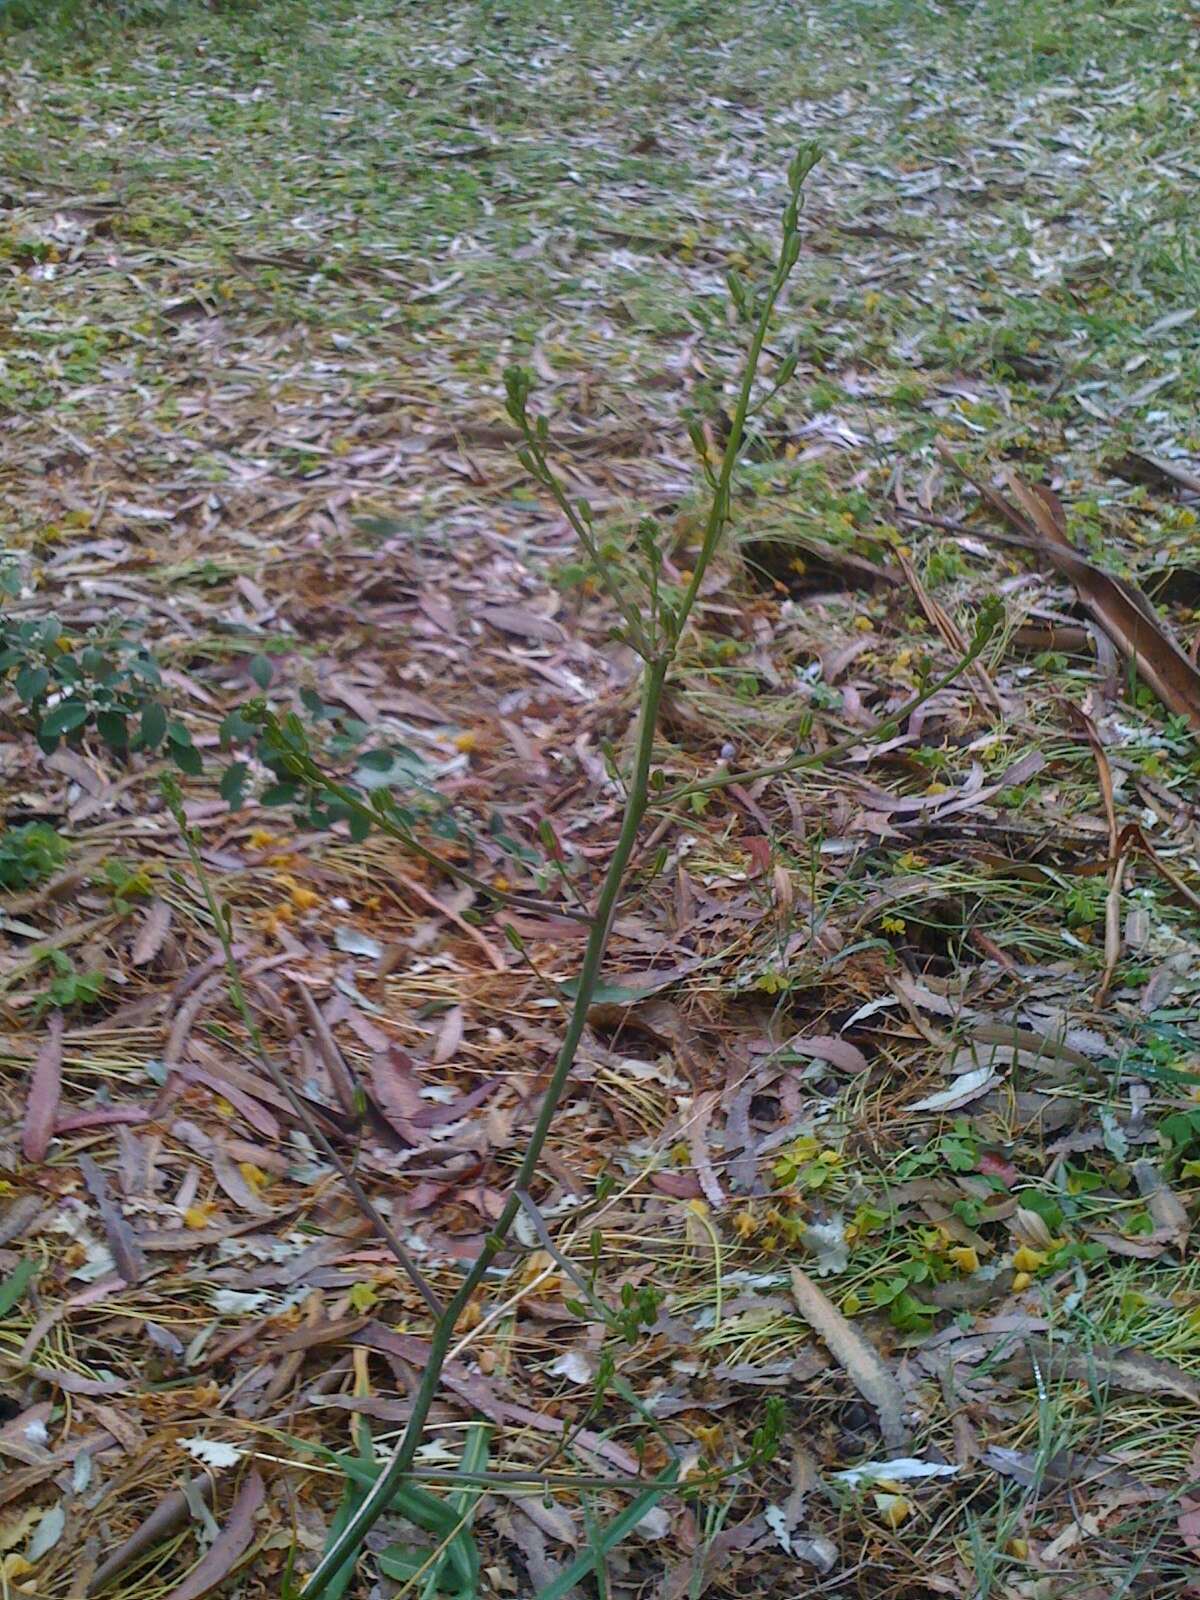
[3,0,1200,1596]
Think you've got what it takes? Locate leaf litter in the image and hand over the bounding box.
[2,0,1200,1596]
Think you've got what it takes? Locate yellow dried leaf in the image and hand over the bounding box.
[1012,1245,1047,1274]
[874,1492,911,1528]
[239,1163,268,1193]
[184,1204,216,1230]
[948,1246,980,1274]
[453,730,479,752]
[290,885,319,912]
[348,1281,379,1314]
[692,1422,722,1455]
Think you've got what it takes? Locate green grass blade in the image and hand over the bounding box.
[319,1474,371,1600]
[418,1421,491,1600]
[276,1430,479,1593]
[0,1258,37,1318]
[275,1432,458,1536]
[532,1466,678,1600]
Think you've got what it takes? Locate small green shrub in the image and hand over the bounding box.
[0,823,70,891]
[0,605,197,771]
[34,950,106,1015]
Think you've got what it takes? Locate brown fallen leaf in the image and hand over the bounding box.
[432,1002,465,1063]
[762,1035,869,1075]
[790,1267,911,1451]
[478,603,566,642]
[78,1154,146,1287]
[131,898,172,966]
[1006,1338,1200,1406]
[1132,1159,1191,1255]
[1178,1436,1200,1558]
[158,1470,263,1600]
[294,980,358,1115]
[1109,450,1200,498]
[942,446,1200,730]
[0,1193,45,1248]
[22,1012,63,1163]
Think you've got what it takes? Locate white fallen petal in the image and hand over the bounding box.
[334,926,383,959]
[179,1438,244,1468]
[832,1457,960,1486]
[548,1350,594,1384]
[908,1066,996,1112]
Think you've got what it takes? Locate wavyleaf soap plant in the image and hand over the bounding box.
[283,144,1000,1596]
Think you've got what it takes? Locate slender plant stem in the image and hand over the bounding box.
[300,147,823,1599]
[162,780,445,1320]
[299,660,669,1595]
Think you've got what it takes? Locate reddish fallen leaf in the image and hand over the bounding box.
[650,1172,703,1198]
[54,1107,150,1135]
[744,835,772,877]
[978,1151,1018,1188]
[370,1046,426,1142]
[165,1470,264,1600]
[22,1013,63,1164]
[785,1035,870,1075]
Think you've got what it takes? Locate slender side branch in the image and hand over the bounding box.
[659,602,1002,805]
[257,726,592,924]
[163,779,445,1321]
[674,146,821,641]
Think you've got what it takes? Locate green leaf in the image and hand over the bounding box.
[0,1257,37,1318]
[140,701,167,749]
[169,740,203,777]
[532,1466,678,1600]
[559,973,678,1005]
[417,1422,491,1600]
[219,762,250,808]
[40,699,89,738]
[261,781,300,807]
[95,710,129,750]
[219,709,258,747]
[318,1475,370,1600]
[15,664,49,704]
[249,653,273,689]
